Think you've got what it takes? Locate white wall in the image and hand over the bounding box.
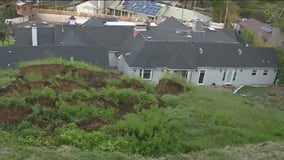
[77,1,105,14]
[190,68,277,86]
[117,55,132,75]
[5,16,29,25]
[35,13,89,24]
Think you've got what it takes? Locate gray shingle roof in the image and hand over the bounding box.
[0,45,110,69]
[15,25,134,50]
[83,17,119,26]
[120,34,278,69]
[83,17,104,26]
[142,17,240,44]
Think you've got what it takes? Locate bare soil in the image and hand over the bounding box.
[0,106,32,124]
[20,64,68,79]
[156,79,185,95]
[54,79,88,92]
[77,117,108,132]
[118,79,146,91]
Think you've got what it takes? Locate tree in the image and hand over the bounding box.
[0,25,10,46]
[210,0,240,29]
[264,1,284,32]
[252,34,265,47]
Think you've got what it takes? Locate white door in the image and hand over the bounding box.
[225,69,234,84]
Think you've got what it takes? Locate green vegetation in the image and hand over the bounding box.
[19,58,105,73]
[241,28,274,47]
[277,49,284,84]
[264,1,284,32]
[0,59,283,159]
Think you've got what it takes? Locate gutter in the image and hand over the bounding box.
[232,85,244,94]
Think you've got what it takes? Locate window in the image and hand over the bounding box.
[173,70,188,79]
[198,70,206,84]
[140,69,152,80]
[263,70,268,76]
[222,70,226,81]
[252,70,257,76]
[233,71,237,81]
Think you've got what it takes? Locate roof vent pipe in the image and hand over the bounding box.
[199,48,203,54]
[238,49,242,55]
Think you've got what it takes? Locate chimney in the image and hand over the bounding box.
[192,19,204,32]
[69,16,76,25]
[32,24,38,46]
[133,21,149,37]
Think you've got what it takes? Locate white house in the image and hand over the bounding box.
[76,0,106,14]
[114,18,278,87]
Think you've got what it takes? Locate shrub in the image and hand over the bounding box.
[23,72,44,82]
[0,97,26,107]
[27,105,60,123]
[161,73,191,91]
[27,87,57,104]
[109,106,189,156]
[135,92,158,111]
[102,87,138,105]
[0,77,15,88]
[161,94,179,107]
[56,123,123,152]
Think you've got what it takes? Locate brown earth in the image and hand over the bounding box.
[20,64,68,79]
[0,83,28,97]
[0,106,32,124]
[156,79,185,95]
[27,96,56,107]
[0,64,160,130]
[26,81,52,89]
[54,79,88,92]
[117,79,146,91]
[117,95,140,116]
[77,117,108,132]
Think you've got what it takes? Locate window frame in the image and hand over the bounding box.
[263,70,268,76]
[173,70,188,79]
[140,69,153,80]
[197,69,206,85]
[252,70,257,76]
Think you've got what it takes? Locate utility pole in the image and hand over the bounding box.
[182,1,184,21]
[224,1,229,28]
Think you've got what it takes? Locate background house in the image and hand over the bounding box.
[116,17,278,86]
[76,0,106,14]
[238,18,284,47]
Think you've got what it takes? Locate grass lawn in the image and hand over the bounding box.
[238,86,284,110]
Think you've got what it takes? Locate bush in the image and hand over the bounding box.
[27,87,57,105]
[0,97,26,107]
[161,94,179,107]
[137,91,158,105]
[0,76,15,88]
[56,123,123,152]
[27,105,60,124]
[109,106,189,156]
[102,87,138,106]
[23,72,44,82]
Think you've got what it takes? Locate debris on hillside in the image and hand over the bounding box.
[156,79,186,95]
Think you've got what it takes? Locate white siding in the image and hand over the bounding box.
[190,68,277,86]
[76,1,105,14]
[108,52,118,67]
[232,69,277,86]
[117,56,132,75]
